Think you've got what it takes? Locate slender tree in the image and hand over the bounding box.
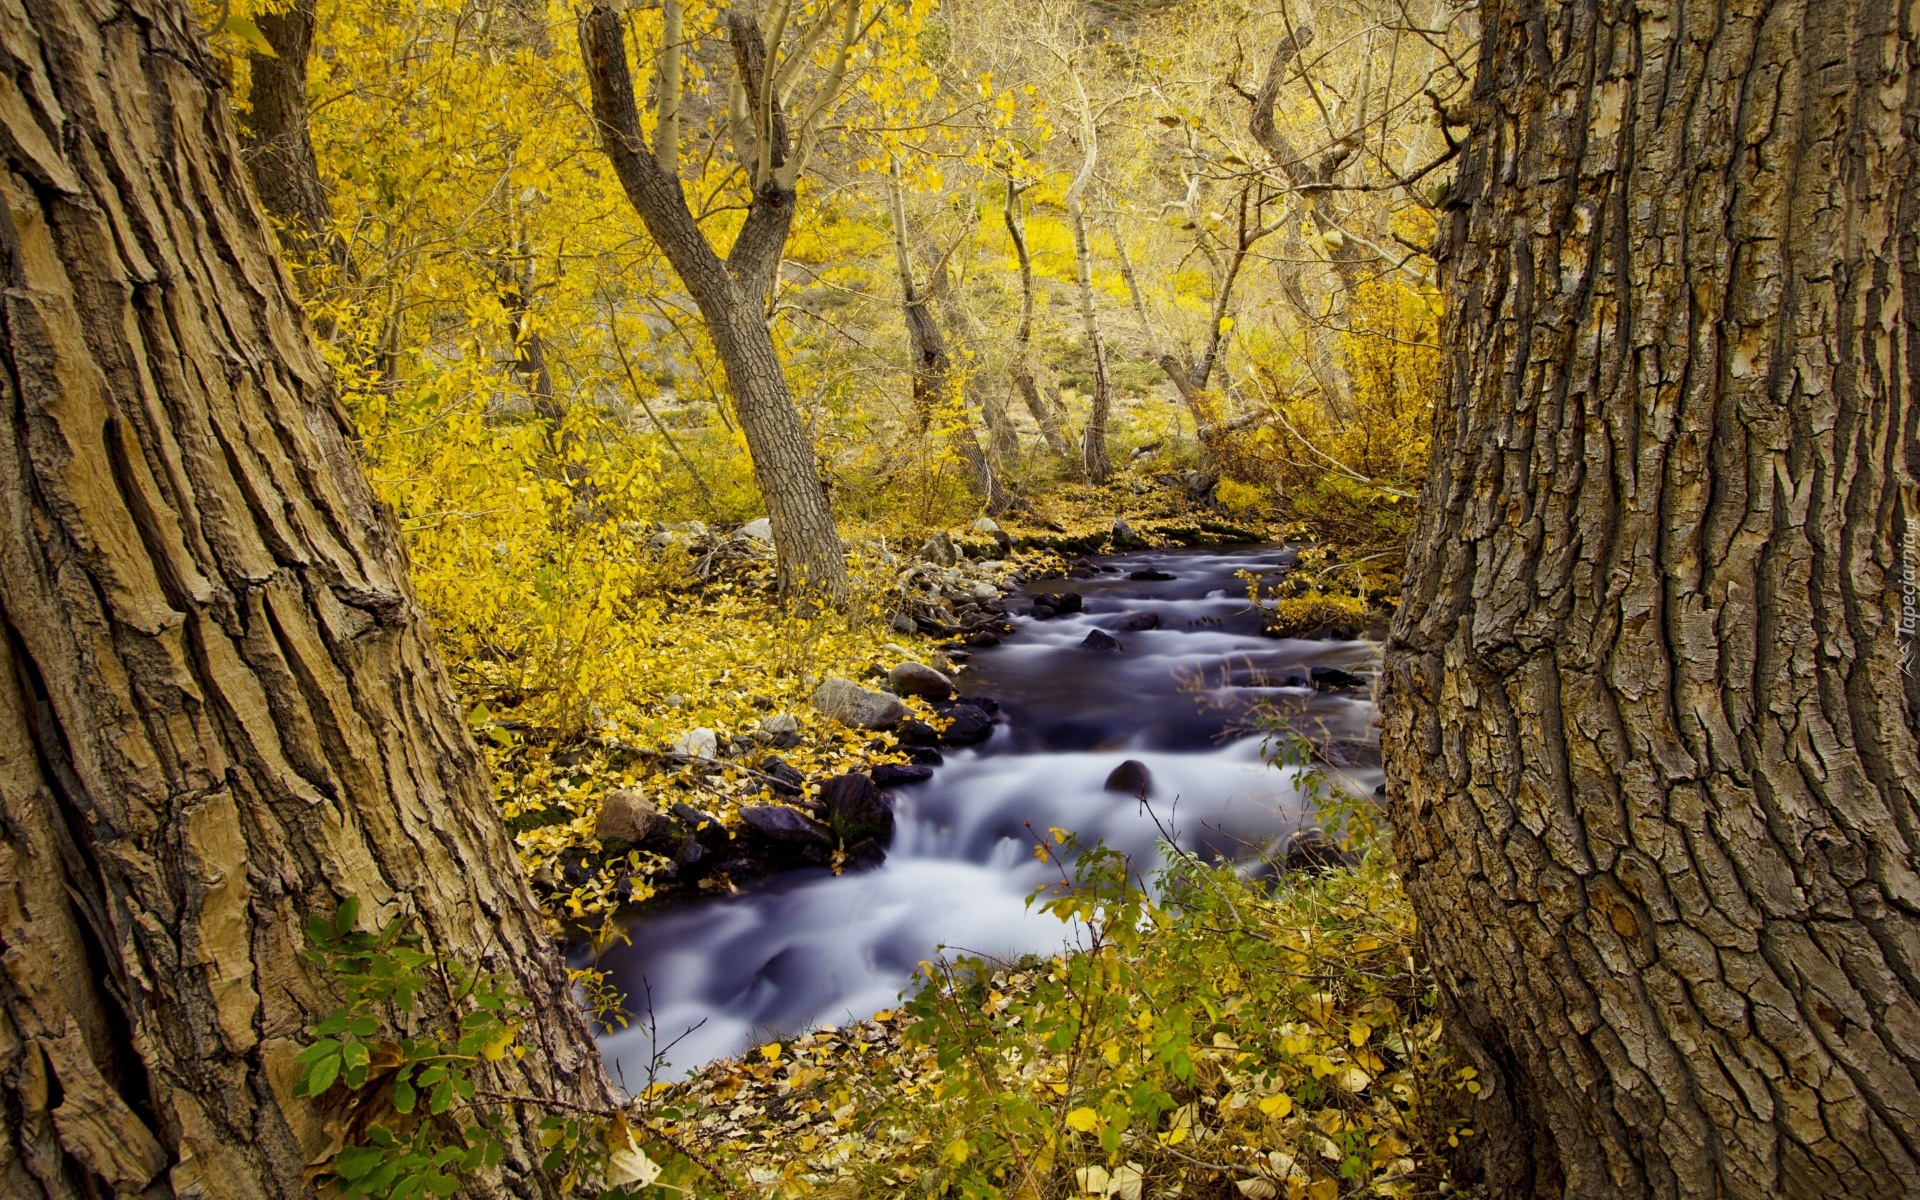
[1382,2,1919,1197]
[579,2,852,598]
[887,160,1011,513]
[0,2,607,1196]
[1001,176,1075,458]
[1059,56,1114,484]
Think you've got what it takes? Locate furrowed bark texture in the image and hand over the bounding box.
[0,2,608,1197]
[1381,1,1920,1198]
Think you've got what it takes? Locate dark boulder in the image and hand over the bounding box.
[937,704,994,746]
[1103,759,1153,796]
[1128,569,1177,581]
[1031,592,1082,619]
[670,803,729,848]
[1309,665,1368,691]
[953,695,1000,715]
[1117,612,1161,631]
[1081,629,1124,653]
[843,837,887,870]
[1284,828,1358,874]
[907,746,945,766]
[898,719,941,746]
[759,756,805,795]
[965,631,1002,648]
[818,773,897,846]
[739,803,835,846]
[674,839,707,871]
[871,762,935,787]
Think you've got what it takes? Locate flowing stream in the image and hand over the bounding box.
[588,544,1382,1084]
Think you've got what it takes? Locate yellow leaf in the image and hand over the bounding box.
[1349,1021,1372,1046]
[221,15,276,57]
[1308,1180,1339,1200]
[1064,1106,1099,1133]
[603,1116,662,1188]
[481,1024,516,1061]
[943,1136,970,1164]
[760,1041,782,1064]
[1258,1092,1293,1118]
[1102,1041,1122,1066]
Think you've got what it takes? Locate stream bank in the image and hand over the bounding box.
[582,543,1383,1081]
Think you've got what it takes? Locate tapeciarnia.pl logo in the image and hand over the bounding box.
[1901,531,1917,677]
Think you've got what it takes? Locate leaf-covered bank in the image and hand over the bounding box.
[633,812,1472,1199]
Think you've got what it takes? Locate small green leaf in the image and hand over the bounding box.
[335,897,360,936]
[467,702,491,728]
[349,1015,379,1038]
[393,1079,416,1114]
[303,1053,340,1097]
[333,1145,386,1181]
[429,1079,453,1114]
[296,1037,341,1064]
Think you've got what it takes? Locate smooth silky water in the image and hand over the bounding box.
[585,544,1382,1083]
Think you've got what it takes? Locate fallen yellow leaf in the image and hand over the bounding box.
[1259,1092,1293,1118]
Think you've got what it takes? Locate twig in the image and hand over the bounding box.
[470,1091,762,1200]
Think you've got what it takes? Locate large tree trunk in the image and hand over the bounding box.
[1381,2,1919,1198]
[0,4,607,1198]
[579,5,847,600]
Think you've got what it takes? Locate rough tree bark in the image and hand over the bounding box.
[0,3,608,1197]
[1002,178,1075,459]
[1382,2,1919,1198]
[579,4,848,599]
